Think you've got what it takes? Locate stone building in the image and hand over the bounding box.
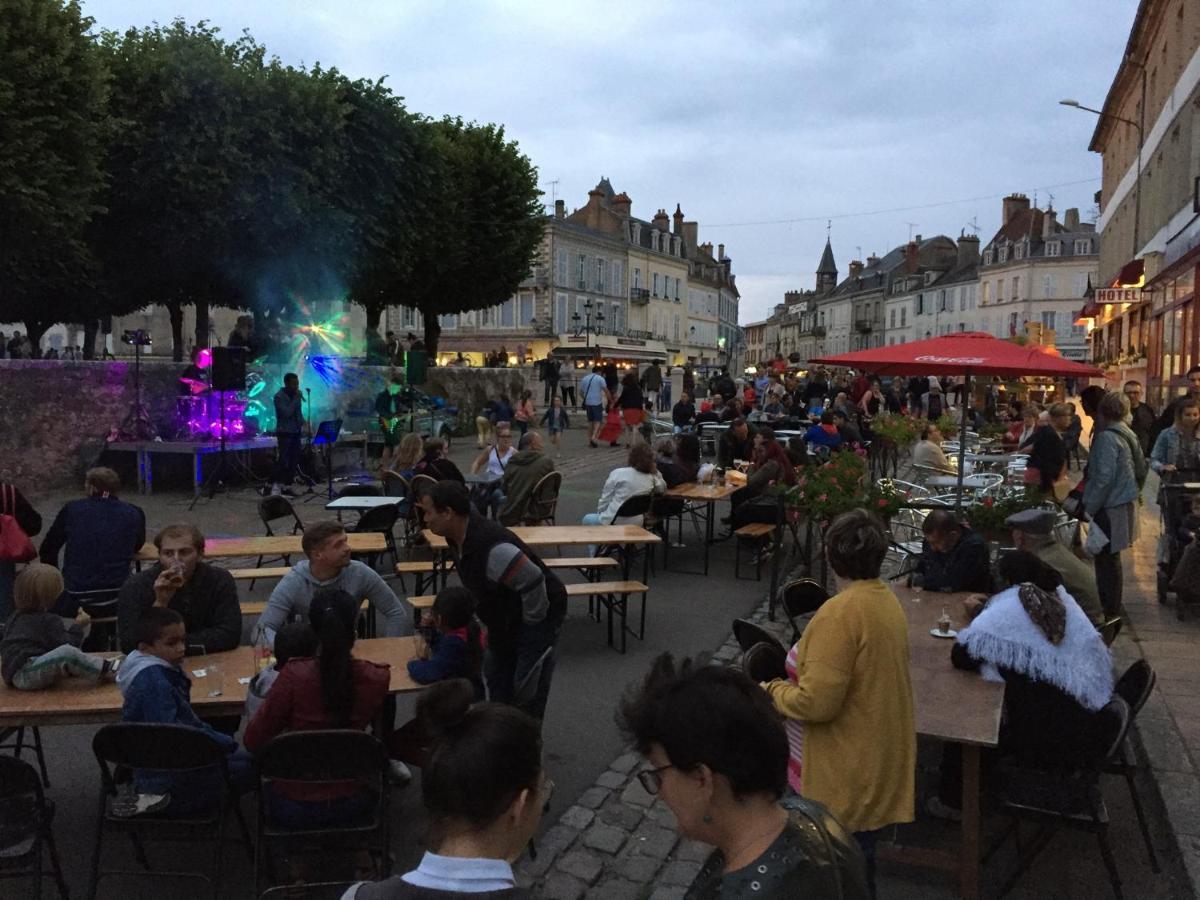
[1083,0,1200,408]
[976,194,1097,360]
[890,235,979,345]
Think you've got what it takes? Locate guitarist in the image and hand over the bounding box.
[375,372,410,471]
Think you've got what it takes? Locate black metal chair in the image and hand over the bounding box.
[252,495,305,590]
[522,471,563,526]
[741,641,787,683]
[1105,660,1159,873]
[0,755,68,900]
[596,493,657,581]
[350,503,401,574]
[778,578,830,643]
[254,730,391,898]
[731,618,783,653]
[405,474,439,544]
[68,586,122,651]
[88,723,252,900]
[0,726,50,788]
[990,695,1132,899]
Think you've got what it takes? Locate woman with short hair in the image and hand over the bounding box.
[582,443,665,527]
[617,655,870,899]
[762,508,915,894]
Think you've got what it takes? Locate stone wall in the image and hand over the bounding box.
[0,359,534,494]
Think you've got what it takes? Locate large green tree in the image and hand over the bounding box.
[0,0,108,353]
[356,117,544,358]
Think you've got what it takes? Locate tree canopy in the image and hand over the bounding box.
[1,2,544,359]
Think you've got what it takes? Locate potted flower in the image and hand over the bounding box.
[962,487,1049,542]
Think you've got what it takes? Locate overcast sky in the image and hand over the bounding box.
[83,0,1135,324]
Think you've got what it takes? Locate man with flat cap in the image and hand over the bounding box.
[1006,508,1104,627]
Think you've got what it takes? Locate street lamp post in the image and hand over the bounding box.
[1060,97,1143,259]
[571,300,605,358]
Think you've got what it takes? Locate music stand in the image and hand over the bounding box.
[310,418,343,501]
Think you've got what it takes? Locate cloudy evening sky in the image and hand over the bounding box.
[82,0,1134,323]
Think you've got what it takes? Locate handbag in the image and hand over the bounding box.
[1062,477,1087,520]
[0,485,37,563]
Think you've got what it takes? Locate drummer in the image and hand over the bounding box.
[178,347,209,395]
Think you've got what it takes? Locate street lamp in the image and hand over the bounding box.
[1060,97,1143,259]
[571,300,605,354]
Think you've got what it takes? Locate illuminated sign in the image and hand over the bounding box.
[1095,288,1143,305]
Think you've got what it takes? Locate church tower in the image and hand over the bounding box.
[816,236,838,295]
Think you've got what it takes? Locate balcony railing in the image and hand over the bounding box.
[630,288,650,305]
[855,320,873,334]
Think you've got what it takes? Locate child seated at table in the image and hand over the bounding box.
[408,587,484,692]
[245,621,318,721]
[116,606,252,812]
[1,563,116,690]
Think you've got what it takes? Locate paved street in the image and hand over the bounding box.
[9,422,1198,899]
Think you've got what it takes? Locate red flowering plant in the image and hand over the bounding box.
[962,486,1048,539]
[779,447,904,527]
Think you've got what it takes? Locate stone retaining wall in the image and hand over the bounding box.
[0,359,533,494]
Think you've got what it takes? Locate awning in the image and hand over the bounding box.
[553,334,669,362]
[1110,258,1144,288]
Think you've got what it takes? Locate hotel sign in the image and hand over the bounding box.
[1095,288,1143,305]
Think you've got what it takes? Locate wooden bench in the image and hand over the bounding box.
[409,576,649,653]
[734,522,777,582]
[228,567,292,580]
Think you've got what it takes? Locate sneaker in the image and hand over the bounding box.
[924,795,962,822]
[388,760,412,786]
[270,483,282,496]
[589,440,598,448]
[111,792,172,818]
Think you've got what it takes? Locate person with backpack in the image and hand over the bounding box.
[0,482,42,619]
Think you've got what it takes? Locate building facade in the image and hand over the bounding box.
[1085,0,1200,409]
[894,235,979,344]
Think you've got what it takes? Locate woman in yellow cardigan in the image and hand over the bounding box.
[762,508,916,895]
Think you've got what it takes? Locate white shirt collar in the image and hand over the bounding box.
[401,852,515,892]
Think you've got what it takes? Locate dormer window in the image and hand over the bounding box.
[984,249,993,265]
[924,271,937,286]
[650,232,658,252]
[631,223,642,244]
[1073,238,1092,255]
[1044,241,1060,257]
[998,244,1009,263]
[1014,242,1025,260]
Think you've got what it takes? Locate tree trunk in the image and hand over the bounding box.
[422,310,441,360]
[167,301,184,362]
[195,299,210,350]
[82,319,99,360]
[23,320,49,357]
[365,303,382,331]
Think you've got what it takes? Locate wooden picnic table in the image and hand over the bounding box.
[137,532,386,562]
[878,586,1004,900]
[0,637,425,728]
[661,482,739,576]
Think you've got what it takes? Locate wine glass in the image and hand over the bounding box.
[909,572,924,604]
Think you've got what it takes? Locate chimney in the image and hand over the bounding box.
[717,243,725,260]
[784,290,803,305]
[701,241,714,257]
[904,241,919,270]
[1002,193,1030,225]
[672,204,684,234]
[683,221,699,249]
[956,234,980,268]
[1063,207,1080,230]
[652,208,670,231]
[1041,207,1057,239]
[611,192,631,216]
[554,199,565,219]
[866,253,880,267]
[585,187,605,230]
[848,260,864,278]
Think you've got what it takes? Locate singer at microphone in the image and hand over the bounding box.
[270,372,305,497]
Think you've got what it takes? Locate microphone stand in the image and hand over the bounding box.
[298,387,318,496]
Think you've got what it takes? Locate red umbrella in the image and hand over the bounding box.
[809,332,1103,505]
[809,331,1102,378]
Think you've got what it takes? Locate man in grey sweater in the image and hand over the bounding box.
[255,520,412,645]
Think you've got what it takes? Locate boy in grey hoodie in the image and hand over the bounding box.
[255,521,412,646]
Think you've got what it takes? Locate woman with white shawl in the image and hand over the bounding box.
[928,550,1114,820]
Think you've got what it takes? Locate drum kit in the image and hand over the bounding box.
[177,375,250,439]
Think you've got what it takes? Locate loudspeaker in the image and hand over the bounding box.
[211,346,247,391]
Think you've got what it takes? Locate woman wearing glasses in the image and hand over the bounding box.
[618,655,869,899]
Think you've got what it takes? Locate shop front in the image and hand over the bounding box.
[553,332,670,374]
[1144,245,1200,412]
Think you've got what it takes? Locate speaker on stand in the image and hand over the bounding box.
[189,346,257,510]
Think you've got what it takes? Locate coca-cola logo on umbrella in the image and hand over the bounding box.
[913,355,986,364]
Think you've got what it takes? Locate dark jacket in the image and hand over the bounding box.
[376,388,408,422]
[1026,426,1067,491]
[672,401,696,428]
[1129,402,1156,456]
[642,365,663,391]
[39,497,146,593]
[618,384,644,410]
[1,611,87,685]
[0,484,42,537]
[717,429,752,469]
[117,562,242,655]
[539,406,570,431]
[451,511,566,648]
[273,388,304,434]
[407,626,481,685]
[414,456,466,484]
[917,527,994,594]
[498,451,555,526]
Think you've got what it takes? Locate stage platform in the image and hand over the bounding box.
[107,437,277,497]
